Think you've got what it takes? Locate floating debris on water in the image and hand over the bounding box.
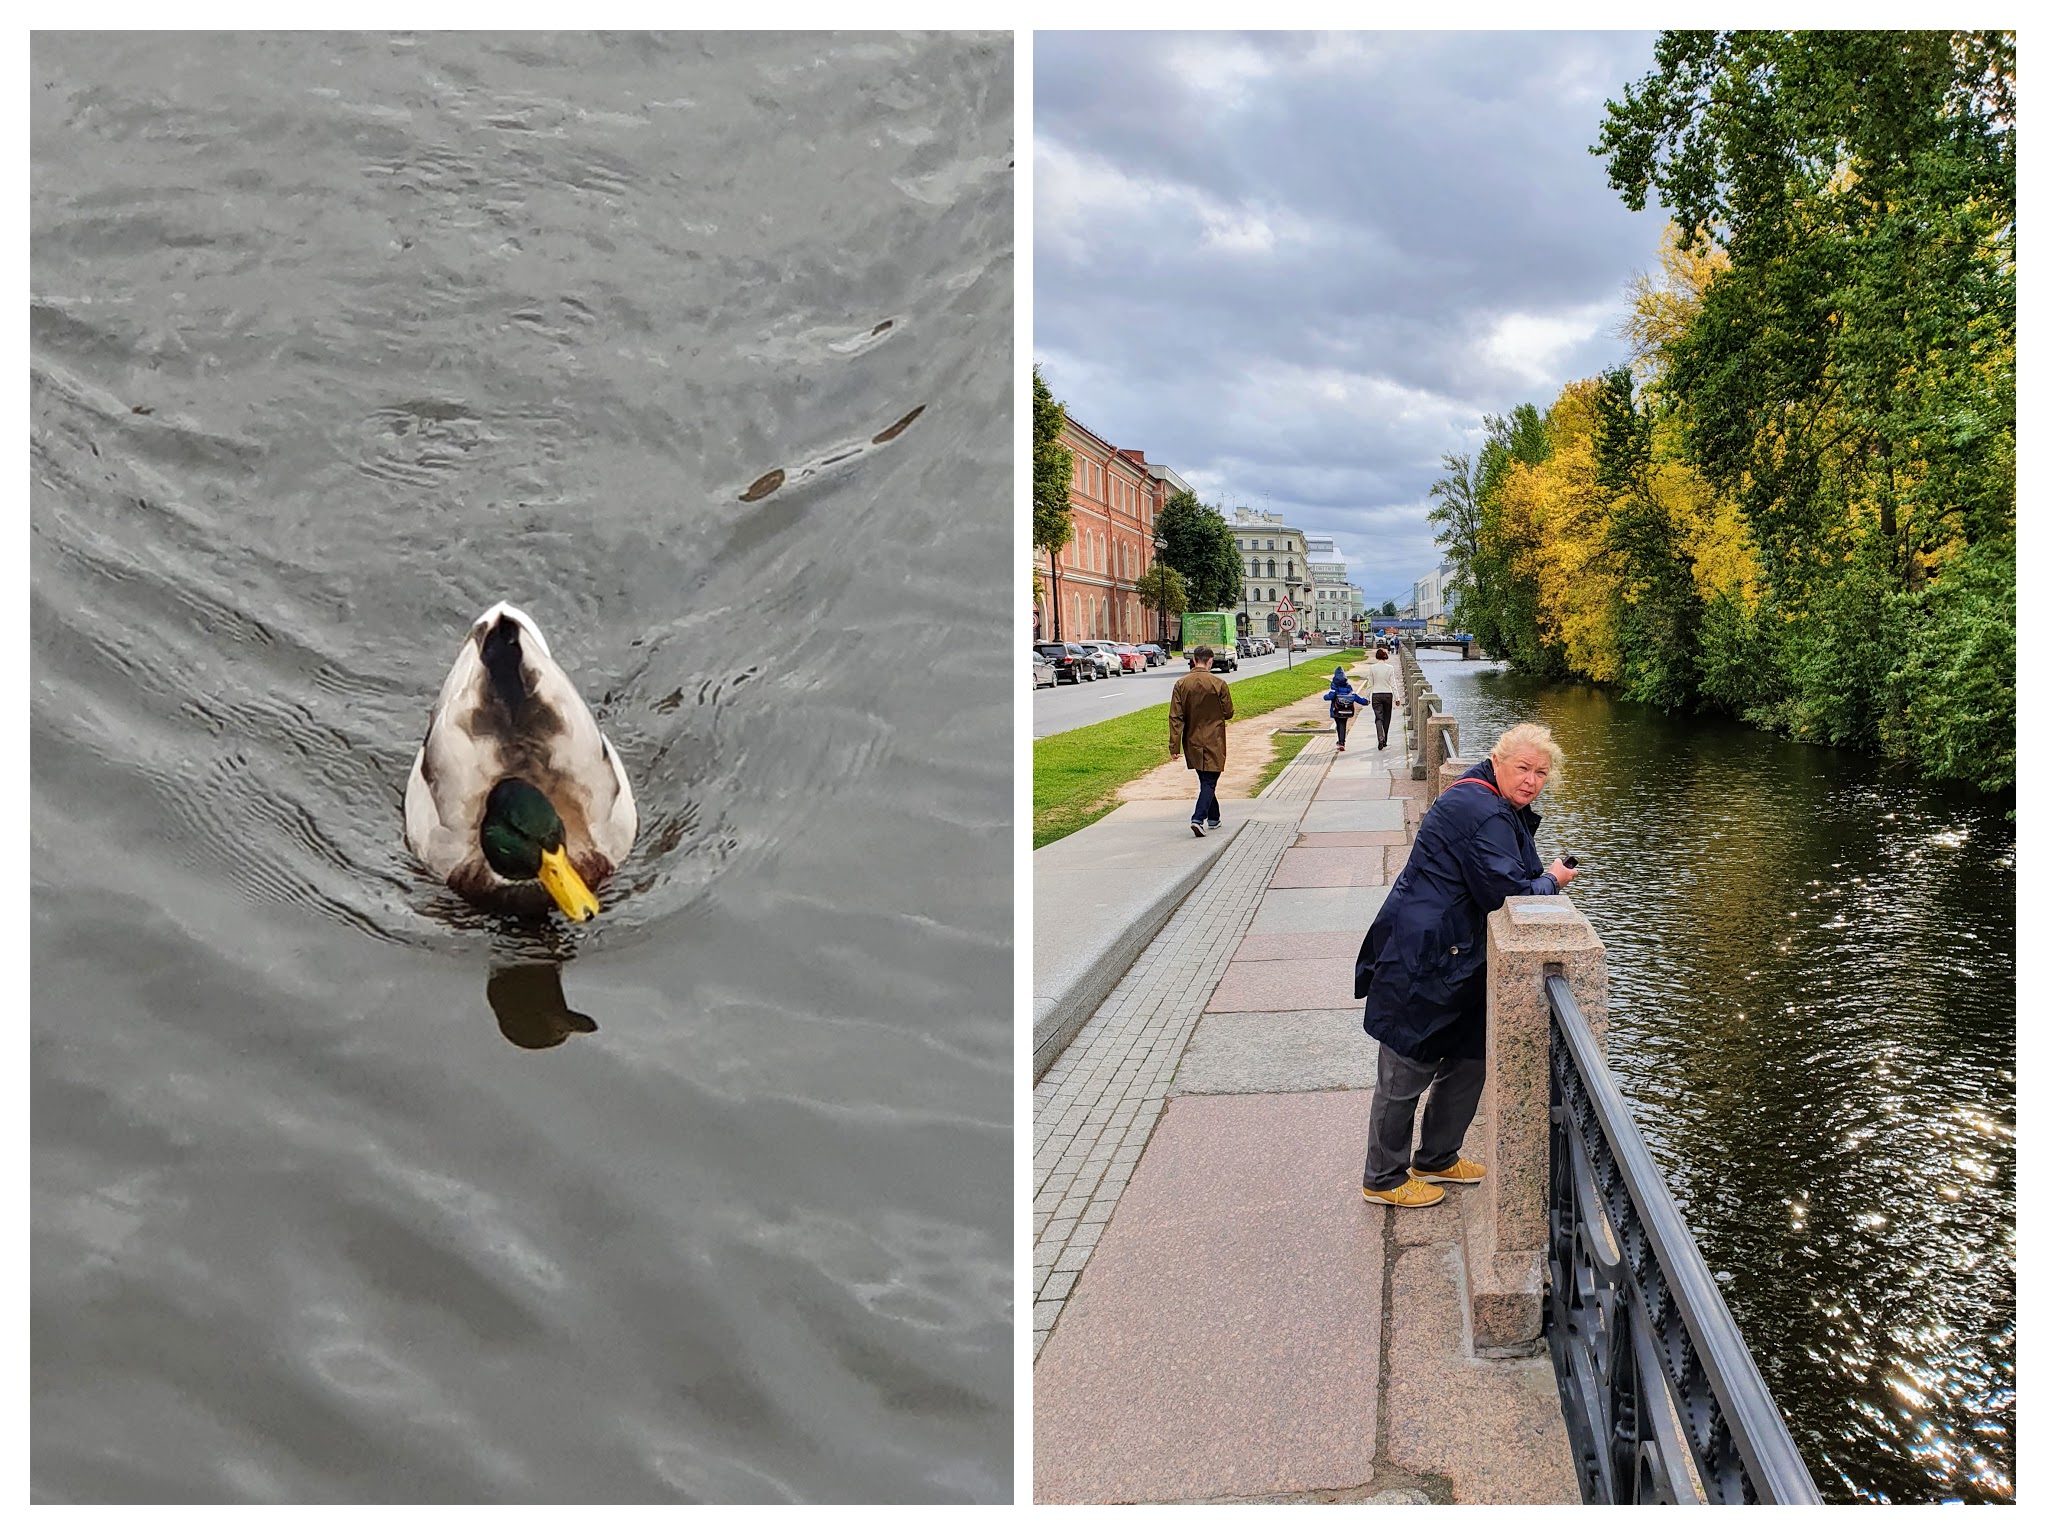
[737,404,928,501]
[871,404,924,443]
[738,468,785,503]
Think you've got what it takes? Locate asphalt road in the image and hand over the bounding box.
[1032,644,1357,738]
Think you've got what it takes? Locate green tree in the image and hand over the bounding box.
[1153,490,1245,612]
[1426,452,1484,630]
[1462,405,1558,674]
[1132,561,1189,642]
[1379,600,1397,619]
[1595,29,2015,789]
[1596,30,2014,565]
[1590,365,1702,709]
[1032,366,1075,637]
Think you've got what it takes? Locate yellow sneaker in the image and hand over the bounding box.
[1412,1157,1486,1185]
[1360,1176,1445,1208]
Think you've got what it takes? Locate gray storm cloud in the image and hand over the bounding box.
[1035,29,1669,603]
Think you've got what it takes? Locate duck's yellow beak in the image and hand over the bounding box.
[537,847,601,922]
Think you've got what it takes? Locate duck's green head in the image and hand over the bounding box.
[481,779,601,922]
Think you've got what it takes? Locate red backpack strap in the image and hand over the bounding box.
[1452,776,1502,797]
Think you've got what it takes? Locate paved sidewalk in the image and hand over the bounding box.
[1032,713,1580,1505]
[1031,730,1332,1335]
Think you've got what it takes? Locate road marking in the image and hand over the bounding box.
[1097,690,1125,698]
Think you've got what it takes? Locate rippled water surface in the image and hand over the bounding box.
[32,32,1013,1502]
[1420,657,2014,1504]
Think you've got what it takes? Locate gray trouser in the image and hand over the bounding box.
[1362,1042,1487,1190]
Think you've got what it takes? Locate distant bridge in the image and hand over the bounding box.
[1403,633,1484,660]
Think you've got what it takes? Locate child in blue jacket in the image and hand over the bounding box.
[1323,667,1360,752]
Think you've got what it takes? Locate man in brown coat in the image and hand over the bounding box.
[1169,645,1235,837]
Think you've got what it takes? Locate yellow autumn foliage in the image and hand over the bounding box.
[1623,224,1730,386]
[1495,366,1764,676]
[1494,379,1625,682]
[1644,435,1764,612]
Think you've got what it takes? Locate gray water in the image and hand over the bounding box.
[1419,656,2014,1504]
[31,32,1014,1502]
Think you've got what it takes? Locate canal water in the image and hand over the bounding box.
[31,34,1014,1501]
[1418,655,2014,1504]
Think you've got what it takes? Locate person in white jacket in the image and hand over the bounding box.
[1364,648,1402,751]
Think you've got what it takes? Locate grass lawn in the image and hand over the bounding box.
[1033,649,1367,848]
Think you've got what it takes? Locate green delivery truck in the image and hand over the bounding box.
[1179,611,1239,671]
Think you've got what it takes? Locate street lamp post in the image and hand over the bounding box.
[1284,575,1302,668]
[1151,533,1169,654]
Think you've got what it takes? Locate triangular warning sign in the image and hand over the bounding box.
[1275,596,1296,615]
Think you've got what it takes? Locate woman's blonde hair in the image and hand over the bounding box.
[1490,722,1563,782]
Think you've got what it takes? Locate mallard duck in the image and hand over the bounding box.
[404,602,637,921]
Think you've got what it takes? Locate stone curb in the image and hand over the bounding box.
[1032,841,1229,1081]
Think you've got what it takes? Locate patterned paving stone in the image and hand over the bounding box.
[1311,778,1391,800]
[1272,846,1383,887]
[1248,885,1389,935]
[1294,829,1406,847]
[1206,956,1358,1013]
[1302,799,1406,834]
[1385,1244,1581,1504]
[1035,1091,1383,1503]
[1172,1009,1377,1095]
[1231,931,1360,961]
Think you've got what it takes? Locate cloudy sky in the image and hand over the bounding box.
[1035,30,1673,607]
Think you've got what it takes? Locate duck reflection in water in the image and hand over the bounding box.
[487,962,598,1051]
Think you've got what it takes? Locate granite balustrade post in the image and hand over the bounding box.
[1408,687,1432,779]
[1462,894,1607,1355]
[1422,712,1456,804]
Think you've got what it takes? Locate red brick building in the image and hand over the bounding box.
[1034,415,1169,645]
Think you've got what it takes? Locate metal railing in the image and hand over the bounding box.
[1545,975,1821,1504]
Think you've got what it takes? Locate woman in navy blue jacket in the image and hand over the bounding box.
[1352,722,1577,1206]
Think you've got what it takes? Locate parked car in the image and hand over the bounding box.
[1112,643,1145,673]
[1134,644,1166,668]
[1031,649,1057,689]
[1034,641,1098,684]
[1075,642,1131,676]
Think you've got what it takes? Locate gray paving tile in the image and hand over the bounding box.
[1034,1090,1383,1503]
[1301,798,1407,833]
[1247,884,1390,934]
[1171,1008,1380,1095]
